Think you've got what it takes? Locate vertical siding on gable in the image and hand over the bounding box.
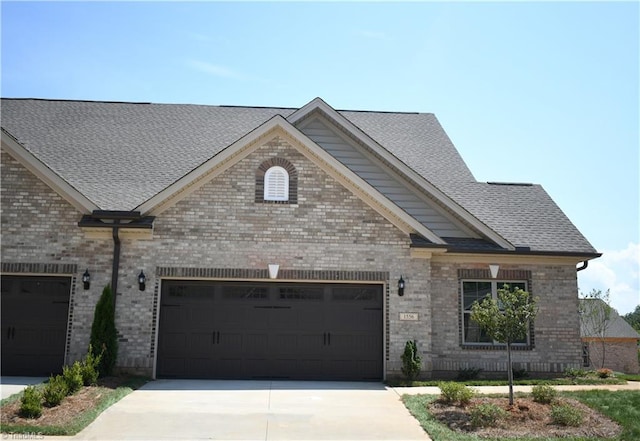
[299,118,472,238]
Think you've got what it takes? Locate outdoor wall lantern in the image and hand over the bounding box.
[138,270,146,291]
[82,269,91,290]
[398,275,405,296]
[489,264,500,279]
[268,264,279,279]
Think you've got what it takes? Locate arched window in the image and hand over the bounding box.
[263,166,289,201]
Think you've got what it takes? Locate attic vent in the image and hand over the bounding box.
[487,182,533,186]
[264,166,289,201]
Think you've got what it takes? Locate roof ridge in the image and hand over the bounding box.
[0,97,434,115]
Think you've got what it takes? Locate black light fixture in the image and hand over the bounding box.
[82,269,91,290]
[398,275,405,296]
[138,270,146,291]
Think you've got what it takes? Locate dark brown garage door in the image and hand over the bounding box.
[1,276,71,376]
[156,281,383,380]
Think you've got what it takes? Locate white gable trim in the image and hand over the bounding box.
[136,116,445,243]
[288,98,515,250]
[1,130,98,213]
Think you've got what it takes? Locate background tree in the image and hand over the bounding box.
[471,285,538,405]
[89,284,118,376]
[579,289,612,369]
[623,304,640,333]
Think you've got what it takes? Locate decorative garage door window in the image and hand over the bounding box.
[461,280,529,346]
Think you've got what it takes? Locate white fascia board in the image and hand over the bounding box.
[288,98,515,251]
[1,130,98,214]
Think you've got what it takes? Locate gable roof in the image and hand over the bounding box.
[580,299,640,340]
[0,97,599,257]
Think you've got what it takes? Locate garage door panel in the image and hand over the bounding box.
[216,359,244,378]
[240,333,268,355]
[190,332,213,352]
[160,332,188,356]
[188,358,213,378]
[1,276,70,376]
[157,357,186,378]
[157,281,382,380]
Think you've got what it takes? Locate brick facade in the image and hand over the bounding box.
[1,134,588,379]
[584,340,640,374]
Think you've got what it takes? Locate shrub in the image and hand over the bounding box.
[81,345,101,386]
[438,381,475,405]
[90,285,118,376]
[551,403,584,426]
[43,375,68,407]
[470,403,507,428]
[19,385,43,419]
[456,367,483,381]
[564,367,586,379]
[531,384,558,404]
[401,340,422,381]
[597,368,613,378]
[512,367,528,380]
[62,361,84,394]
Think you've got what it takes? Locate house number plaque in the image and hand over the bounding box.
[399,312,419,321]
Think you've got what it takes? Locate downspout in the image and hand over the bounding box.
[111,220,121,309]
[576,261,589,272]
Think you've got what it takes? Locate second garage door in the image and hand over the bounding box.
[156,281,383,380]
[1,275,70,376]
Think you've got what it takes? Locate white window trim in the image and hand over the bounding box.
[264,166,289,201]
[461,280,530,346]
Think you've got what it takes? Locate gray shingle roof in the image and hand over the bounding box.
[444,182,597,254]
[1,98,598,255]
[580,299,640,339]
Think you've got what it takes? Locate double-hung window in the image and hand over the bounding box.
[461,280,529,346]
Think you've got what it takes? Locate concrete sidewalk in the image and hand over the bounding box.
[70,380,431,441]
[392,380,640,396]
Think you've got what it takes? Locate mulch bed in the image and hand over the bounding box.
[1,376,130,430]
[428,396,622,439]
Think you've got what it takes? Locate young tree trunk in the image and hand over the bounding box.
[507,341,514,406]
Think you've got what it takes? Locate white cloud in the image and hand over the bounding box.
[355,29,389,40]
[186,60,245,80]
[578,242,640,315]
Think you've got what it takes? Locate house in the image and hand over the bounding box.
[580,298,640,374]
[1,97,601,380]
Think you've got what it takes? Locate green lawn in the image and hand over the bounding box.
[403,390,640,441]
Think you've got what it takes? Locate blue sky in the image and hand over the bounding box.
[2,1,638,313]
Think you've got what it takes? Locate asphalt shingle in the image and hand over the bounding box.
[1,98,598,255]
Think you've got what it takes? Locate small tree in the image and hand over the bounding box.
[401,340,422,381]
[579,289,612,369]
[90,284,118,376]
[471,284,538,405]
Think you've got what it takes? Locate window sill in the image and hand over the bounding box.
[461,344,533,351]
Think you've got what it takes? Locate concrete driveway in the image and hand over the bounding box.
[1,376,46,399]
[72,380,430,440]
